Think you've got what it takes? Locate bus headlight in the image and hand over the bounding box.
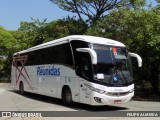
[84,83,106,94]
[94,88,106,94]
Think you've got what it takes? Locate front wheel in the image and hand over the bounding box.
[19,82,24,95]
[62,88,73,105]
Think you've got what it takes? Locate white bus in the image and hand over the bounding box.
[11,35,142,105]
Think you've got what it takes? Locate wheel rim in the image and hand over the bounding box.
[66,91,72,102]
[20,83,24,94]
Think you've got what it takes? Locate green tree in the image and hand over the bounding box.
[40,16,88,43]
[127,0,146,9]
[18,18,48,46]
[43,19,70,42]
[14,17,87,45]
[50,0,124,23]
[0,27,18,79]
[60,16,88,35]
[0,27,17,55]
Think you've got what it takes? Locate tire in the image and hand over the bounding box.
[62,87,73,105]
[19,82,24,95]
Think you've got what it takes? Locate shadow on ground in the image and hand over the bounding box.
[9,89,128,111]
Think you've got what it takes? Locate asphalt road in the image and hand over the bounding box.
[0,83,160,120]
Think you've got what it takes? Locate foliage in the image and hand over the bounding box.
[43,16,88,43]
[50,0,125,24]
[0,27,18,55]
[0,27,18,78]
[60,16,88,35]
[12,17,88,46]
[18,19,48,46]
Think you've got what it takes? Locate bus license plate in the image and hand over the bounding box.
[114,100,121,104]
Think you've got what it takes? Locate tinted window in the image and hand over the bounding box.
[76,53,92,80]
[70,40,92,80]
[16,43,73,67]
[93,45,115,75]
[70,40,90,65]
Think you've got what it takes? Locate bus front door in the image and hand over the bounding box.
[77,54,92,104]
[79,79,91,104]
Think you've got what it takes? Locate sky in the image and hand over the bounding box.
[0,0,158,30]
[0,0,77,30]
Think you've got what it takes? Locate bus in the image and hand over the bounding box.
[11,35,142,105]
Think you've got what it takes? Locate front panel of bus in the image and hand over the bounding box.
[71,40,134,105]
[90,44,134,105]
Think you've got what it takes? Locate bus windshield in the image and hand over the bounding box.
[92,44,133,86]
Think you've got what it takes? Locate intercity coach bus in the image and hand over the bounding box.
[11,35,142,105]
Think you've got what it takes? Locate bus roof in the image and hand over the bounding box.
[14,35,125,55]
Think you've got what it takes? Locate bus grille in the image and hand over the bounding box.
[106,91,130,97]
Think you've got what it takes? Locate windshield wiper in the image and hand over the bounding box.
[117,70,129,85]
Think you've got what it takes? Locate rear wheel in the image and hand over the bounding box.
[19,82,24,95]
[62,87,73,105]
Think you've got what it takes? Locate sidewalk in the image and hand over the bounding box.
[0,83,11,88]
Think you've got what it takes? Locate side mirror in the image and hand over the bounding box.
[76,48,97,64]
[129,53,142,67]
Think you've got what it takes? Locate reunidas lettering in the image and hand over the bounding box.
[37,66,60,76]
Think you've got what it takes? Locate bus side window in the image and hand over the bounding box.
[81,57,89,78]
[70,40,92,80]
[76,53,92,81]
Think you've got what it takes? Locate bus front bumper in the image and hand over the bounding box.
[91,91,134,105]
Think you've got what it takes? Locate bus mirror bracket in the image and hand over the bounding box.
[129,53,142,67]
[76,48,97,64]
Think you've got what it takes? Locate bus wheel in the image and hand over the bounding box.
[19,82,24,95]
[62,87,73,105]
